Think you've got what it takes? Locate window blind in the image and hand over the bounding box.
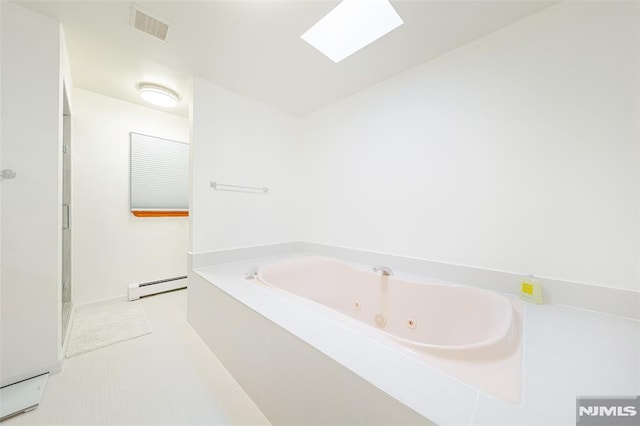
[130,132,189,211]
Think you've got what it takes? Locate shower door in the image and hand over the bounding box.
[61,98,72,339]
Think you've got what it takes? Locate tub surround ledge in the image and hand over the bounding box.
[187,249,639,425]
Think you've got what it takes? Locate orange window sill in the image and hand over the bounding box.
[132,210,189,217]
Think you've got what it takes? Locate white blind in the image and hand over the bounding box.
[130,132,189,211]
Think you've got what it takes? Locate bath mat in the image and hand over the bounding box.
[66,302,152,358]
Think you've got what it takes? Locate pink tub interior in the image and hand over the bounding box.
[257,256,514,351]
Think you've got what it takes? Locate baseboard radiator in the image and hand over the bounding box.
[128,276,188,301]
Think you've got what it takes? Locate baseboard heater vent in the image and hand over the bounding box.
[128,275,187,301]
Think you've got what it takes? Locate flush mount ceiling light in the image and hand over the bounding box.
[137,83,180,108]
[301,0,404,63]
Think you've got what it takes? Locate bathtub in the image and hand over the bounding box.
[251,255,523,403]
[256,256,514,352]
[190,253,524,423]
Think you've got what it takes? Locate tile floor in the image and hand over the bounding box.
[4,289,271,425]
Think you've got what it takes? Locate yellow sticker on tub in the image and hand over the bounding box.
[522,282,534,295]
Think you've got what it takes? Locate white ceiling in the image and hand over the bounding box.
[17,0,557,117]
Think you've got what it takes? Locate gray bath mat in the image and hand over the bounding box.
[66,302,152,358]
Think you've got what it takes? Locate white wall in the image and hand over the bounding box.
[190,78,302,254]
[301,1,639,291]
[0,2,63,385]
[71,89,189,305]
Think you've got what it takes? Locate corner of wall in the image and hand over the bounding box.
[59,25,74,113]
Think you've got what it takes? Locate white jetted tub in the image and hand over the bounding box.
[257,256,514,351]
[253,255,523,403]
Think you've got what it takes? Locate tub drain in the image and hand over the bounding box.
[354,301,361,311]
[407,319,417,329]
[374,314,387,328]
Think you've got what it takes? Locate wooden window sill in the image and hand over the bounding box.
[132,211,189,217]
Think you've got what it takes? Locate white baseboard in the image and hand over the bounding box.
[73,295,128,312]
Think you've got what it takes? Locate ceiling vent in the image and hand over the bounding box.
[130,4,169,41]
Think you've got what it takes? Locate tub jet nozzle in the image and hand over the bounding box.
[374,313,387,328]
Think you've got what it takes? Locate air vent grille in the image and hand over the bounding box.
[130,4,169,41]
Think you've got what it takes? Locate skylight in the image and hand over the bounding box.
[301,0,404,63]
